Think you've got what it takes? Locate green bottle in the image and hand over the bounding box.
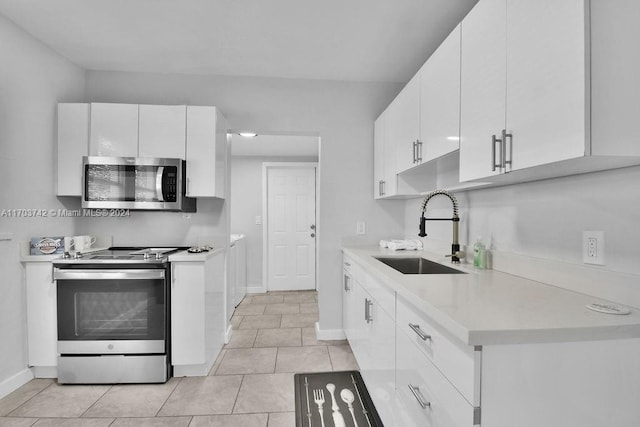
[473,237,486,269]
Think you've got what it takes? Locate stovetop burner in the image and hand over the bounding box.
[53,246,190,265]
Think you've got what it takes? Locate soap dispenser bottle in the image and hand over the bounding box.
[473,237,486,269]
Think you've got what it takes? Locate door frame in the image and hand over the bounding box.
[262,162,319,292]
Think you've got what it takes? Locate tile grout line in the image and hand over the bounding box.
[153,377,183,418]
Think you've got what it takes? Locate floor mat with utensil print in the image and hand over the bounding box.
[294,371,384,427]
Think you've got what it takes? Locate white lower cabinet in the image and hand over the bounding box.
[24,262,57,376]
[171,251,226,376]
[396,328,476,427]
[357,283,396,424]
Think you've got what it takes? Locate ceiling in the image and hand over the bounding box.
[231,134,319,158]
[0,0,477,83]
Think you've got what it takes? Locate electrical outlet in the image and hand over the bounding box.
[356,221,366,235]
[255,216,262,225]
[583,231,604,265]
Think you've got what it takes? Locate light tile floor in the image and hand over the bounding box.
[0,290,358,427]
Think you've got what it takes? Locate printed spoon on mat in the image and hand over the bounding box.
[340,388,358,427]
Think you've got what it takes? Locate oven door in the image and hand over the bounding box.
[55,268,167,355]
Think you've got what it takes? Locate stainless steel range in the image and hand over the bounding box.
[52,247,186,384]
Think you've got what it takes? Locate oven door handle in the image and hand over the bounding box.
[54,269,165,281]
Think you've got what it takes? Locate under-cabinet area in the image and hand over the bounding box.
[342,247,640,427]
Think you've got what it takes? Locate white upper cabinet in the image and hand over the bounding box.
[374,109,398,199]
[185,106,228,198]
[460,0,640,184]
[419,24,461,163]
[57,103,89,196]
[458,0,508,182]
[89,103,139,157]
[138,104,186,158]
[388,75,421,173]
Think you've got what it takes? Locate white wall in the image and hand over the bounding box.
[230,156,318,290]
[83,71,406,335]
[403,166,640,303]
[0,14,85,392]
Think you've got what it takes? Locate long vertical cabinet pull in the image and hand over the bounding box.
[412,141,417,164]
[344,274,351,292]
[502,129,513,171]
[416,140,423,163]
[364,298,373,323]
[491,134,503,172]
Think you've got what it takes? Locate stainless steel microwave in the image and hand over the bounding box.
[82,156,196,211]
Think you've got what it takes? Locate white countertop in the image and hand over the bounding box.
[343,245,640,346]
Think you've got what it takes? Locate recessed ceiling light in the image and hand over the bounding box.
[238,132,258,138]
[447,136,460,141]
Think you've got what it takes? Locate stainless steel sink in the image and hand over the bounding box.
[375,257,466,275]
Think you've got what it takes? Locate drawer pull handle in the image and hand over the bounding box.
[408,384,430,409]
[409,323,431,341]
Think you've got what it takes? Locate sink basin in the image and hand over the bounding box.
[375,257,466,275]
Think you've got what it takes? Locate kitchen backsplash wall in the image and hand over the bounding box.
[0,14,85,392]
[403,165,640,299]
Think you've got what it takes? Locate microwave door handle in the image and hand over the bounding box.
[156,166,165,202]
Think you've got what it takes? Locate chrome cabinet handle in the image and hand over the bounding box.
[344,275,351,292]
[364,298,373,323]
[491,134,503,172]
[416,140,423,163]
[408,384,431,409]
[412,140,417,163]
[408,323,431,341]
[502,129,513,170]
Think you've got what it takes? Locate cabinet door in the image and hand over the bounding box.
[360,286,396,425]
[388,75,421,173]
[459,0,506,182]
[25,263,57,367]
[138,105,186,158]
[171,262,205,365]
[420,25,461,162]
[89,103,139,157]
[186,106,227,198]
[57,103,89,196]
[505,0,587,170]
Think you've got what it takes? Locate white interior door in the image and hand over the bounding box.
[267,166,316,291]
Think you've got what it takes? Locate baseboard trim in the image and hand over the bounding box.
[247,285,266,294]
[225,323,233,344]
[0,368,34,400]
[315,322,346,341]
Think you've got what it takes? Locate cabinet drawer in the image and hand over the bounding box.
[397,296,479,405]
[395,329,476,427]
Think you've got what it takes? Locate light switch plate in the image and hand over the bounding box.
[356,221,366,235]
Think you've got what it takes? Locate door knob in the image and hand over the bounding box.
[310,224,316,230]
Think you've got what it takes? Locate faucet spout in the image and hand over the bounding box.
[418,190,463,263]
